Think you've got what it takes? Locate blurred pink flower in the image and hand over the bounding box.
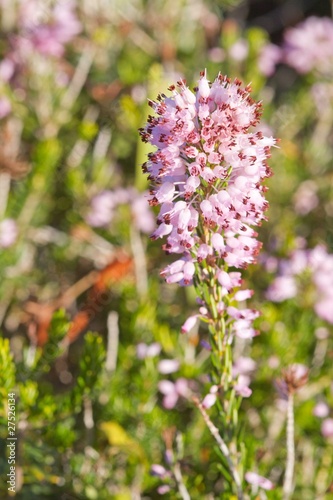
[86,191,115,227]
[0,218,18,248]
[234,374,252,398]
[0,58,15,82]
[86,188,155,233]
[233,356,256,377]
[258,43,281,76]
[131,194,155,234]
[0,97,11,118]
[282,17,333,74]
[313,402,330,419]
[157,485,171,494]
[158,378,189,409]
[158,359,180,374]
[202,392,217,409]
[229,39,248,62]
[19,0,81,57]
[136,342,161,360]
[245,471,274,490]
[266,275,297,302]
[321,418,333,439]
[150,464,168,478]
[181,314,198,333]
[293,180,319,215]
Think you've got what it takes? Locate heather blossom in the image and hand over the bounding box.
[282,16,333,75]
[266,245,333,324]
[140,72,276,344]
[0,218,18,248]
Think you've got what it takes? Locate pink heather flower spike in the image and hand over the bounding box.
[140,71,276,349]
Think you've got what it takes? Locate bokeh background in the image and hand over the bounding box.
[0,0,333,498]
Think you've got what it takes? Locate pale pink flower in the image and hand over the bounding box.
[258,43,282,76]
[202,393,217,409]
[181,314,198,334]
[157,485,171,494]
[321,418,333,439]
[158,359,180,374]
[158,378,190,409]
[233,356,256,377]
[229,40,249,62]
[293,180,319,215]
[136,342,161,359]
[282,17,333,75]
[313,402,330,419]
[150,464,168,477]
[0,218,18,248]
[245,471,274,490]
[0,97,11,119]
[266,275,297,302]
[19,0,81,57]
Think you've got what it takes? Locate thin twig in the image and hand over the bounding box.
[106,311,119,372]
[283,393,295,500]
[61,46,95,112]
[172,462,191,500]
[0,172,11,218]
[130,224,148,297]
[193,396,244,500]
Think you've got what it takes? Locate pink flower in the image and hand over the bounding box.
[0,97,11,119]
[234,375,252,397]
[140,72,275,339]
[266,275,297,302]
[293,180,319,215]
[136,342,161,359]
[321,418,333,439]
[0,219,18,248]
[313,402,330,419]
[233,356,256,377]
[19,0,81,58]
[245,471,274,490]
[229,40,249,62]
[150,464,168,478]
[158,359,180,374]
[202,393,217,409]
[158,378,190,409]
[181,314,198,334]
[258,43,282,76]
[282,17,333,75]
[86,188,155,234]
[157,485,171,495]
[267,245,333,324]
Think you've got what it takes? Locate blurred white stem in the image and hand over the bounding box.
[130,225,148,297]
[83,396,94,430]
[61,47,95,112]
[173,462,191,500]
[106,311,119,372]
[0,172,11,218]
[283,393,295,500]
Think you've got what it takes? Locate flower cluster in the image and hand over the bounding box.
[282,16,333,75]
[266,245,333,324]
[86,188,155,234]
[0,0,81,84]
[257,16,333,77]
[140,72,276,339]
